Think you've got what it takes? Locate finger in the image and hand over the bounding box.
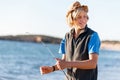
[40,67,44,75]
[56,64,62,70]
[40,66,48,75]
[55,58,61,61]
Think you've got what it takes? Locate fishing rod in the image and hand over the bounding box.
[40,41,69,80]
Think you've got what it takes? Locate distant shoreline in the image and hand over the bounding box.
[0,35,62,44]
[101,40,120,51]
[0,35,120,51]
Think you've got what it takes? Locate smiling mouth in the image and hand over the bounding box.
[79,22,84,25]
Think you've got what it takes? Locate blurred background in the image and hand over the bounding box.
[0,0,120,80]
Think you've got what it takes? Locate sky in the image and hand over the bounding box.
[0,0,120,41]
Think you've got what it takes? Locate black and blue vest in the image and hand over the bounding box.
[65,27,98,80]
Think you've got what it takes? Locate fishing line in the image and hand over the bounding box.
[40,41,69,80]
[41,41,56,59]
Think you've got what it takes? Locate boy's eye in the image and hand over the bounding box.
[76,15,88,19]
[77,16,82,19]
[83,16,88,19]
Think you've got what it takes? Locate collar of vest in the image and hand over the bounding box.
[70,25,89,37]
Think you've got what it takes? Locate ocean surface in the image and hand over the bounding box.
[0,40,120,80]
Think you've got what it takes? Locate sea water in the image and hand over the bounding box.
[0,40,120,80]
